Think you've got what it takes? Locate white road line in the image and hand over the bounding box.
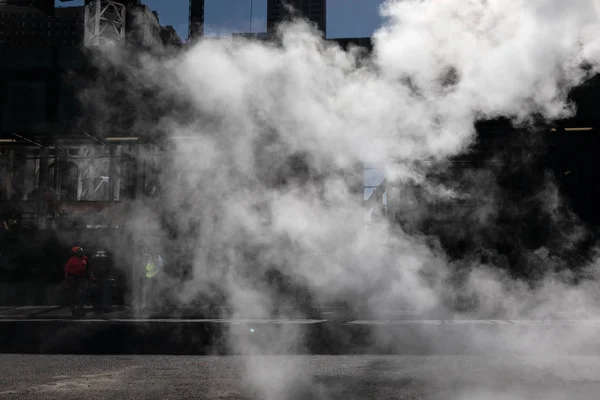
[3,319,600,325]
[0,318,328,324]
[110,319,328,324]
[346,320,600,325]
[347,320,444,325]
[0,319,110,323]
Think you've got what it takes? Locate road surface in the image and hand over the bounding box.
[1,355,600,399]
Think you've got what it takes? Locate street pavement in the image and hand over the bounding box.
[4,306,600,355]
[2,354,600,399]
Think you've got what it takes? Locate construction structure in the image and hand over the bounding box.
[0,40,164,286]
[83,0,164,47]
[83,0,127,46]
[0,0,184,236]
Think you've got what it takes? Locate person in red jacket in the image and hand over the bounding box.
[64,246,88,317]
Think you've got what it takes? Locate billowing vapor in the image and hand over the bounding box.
[82,0,600,398]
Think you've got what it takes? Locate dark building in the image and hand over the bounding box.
[0,4,84,47]
[232,32,270,41]
[160,25,182,47]
[267,0,326,36]
[128,4,161,47]
[332,37,372,51]
[188,0,203,40]
[1,0,53,15]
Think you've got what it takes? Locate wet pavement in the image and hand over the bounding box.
[2,354,600,399]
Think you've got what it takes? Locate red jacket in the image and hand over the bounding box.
[65,256,88,277]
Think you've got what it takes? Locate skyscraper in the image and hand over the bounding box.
[188,0,203,40]
[267,0,326,36]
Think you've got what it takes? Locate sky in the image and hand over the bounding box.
[55,0,386,40]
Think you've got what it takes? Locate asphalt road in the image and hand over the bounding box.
[1,355,600,399]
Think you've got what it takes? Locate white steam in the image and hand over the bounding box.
[84,0,600,398]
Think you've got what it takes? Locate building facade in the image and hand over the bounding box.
[1,0,170,49]
[0,4,84,47]
[160,25,182,47]
[129,4,161,47]
[267,0,326,36]
[1,0,53,15]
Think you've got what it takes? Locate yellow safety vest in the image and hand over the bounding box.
[145,260,159,279]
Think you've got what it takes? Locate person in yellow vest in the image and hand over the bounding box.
[139,252,164,313]
[145,255,162,279]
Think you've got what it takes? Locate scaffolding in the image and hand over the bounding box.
[0,135,150,231]
[84,0,127,46]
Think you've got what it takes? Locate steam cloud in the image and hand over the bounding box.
[81,0,600,398]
